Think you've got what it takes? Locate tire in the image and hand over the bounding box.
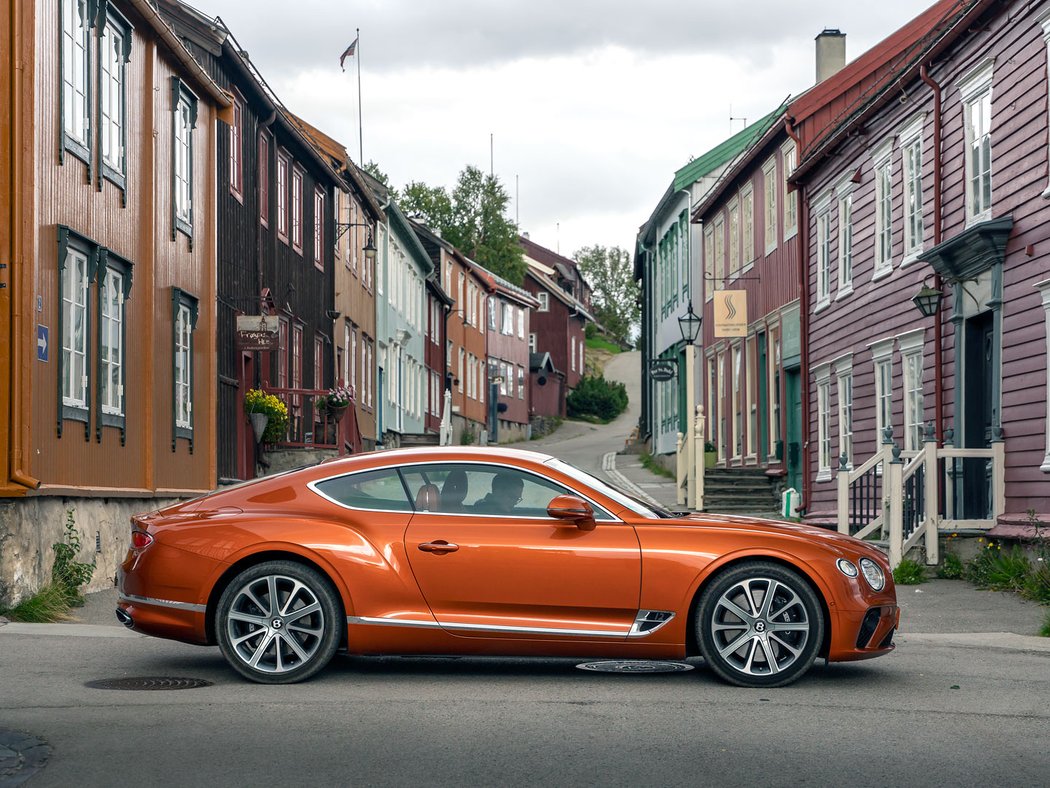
[696,561,824,688]
[216,560,343,684]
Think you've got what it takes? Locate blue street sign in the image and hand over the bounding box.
[37,325,49,362]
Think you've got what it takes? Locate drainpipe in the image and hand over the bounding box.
[785,117,809,514]
[919,64,944,445]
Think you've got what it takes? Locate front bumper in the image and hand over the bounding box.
[828,604,900,662]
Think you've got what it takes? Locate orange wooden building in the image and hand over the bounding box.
[0,0,231,605]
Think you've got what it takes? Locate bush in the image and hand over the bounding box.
[567,375,628,422]
[965,540,1031,592]
[936,552,964,579]
[1022,561,1050,605]
[893,559,927,586]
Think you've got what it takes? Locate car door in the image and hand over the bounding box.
[402,462,642,641]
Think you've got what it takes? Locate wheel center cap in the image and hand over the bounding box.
[754,621,767,633]
[271,618,284,630]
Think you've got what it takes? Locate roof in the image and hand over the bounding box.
[386,202,433,275]
[467,260,539,309]
[524,269,595,323]
[789,0,986,180]
[672,105,787,193]
[529,352,560,375]
[408,219,487,288]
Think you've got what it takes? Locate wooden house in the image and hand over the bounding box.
[0,0,231,604]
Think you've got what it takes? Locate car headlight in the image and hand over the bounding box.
[836,559,858,578]
[859,557,886,591]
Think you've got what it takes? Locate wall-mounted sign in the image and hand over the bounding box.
[236,315,280,350]
[648,359,676,382]
[713,290,747,337]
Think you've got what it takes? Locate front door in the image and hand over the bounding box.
[238,352,255,480]
[757,332,768,462]
[785,368,802,494]
[402,463,642,640]
[960,311,995,519]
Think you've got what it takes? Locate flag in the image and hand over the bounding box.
[339,37,358,71]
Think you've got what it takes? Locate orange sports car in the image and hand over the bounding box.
[117,447,898,688]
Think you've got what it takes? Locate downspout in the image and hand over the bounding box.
[8,0,39,490]
[785,117,808,513]
[919,64,944,445]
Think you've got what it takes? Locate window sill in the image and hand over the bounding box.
[814,299,831,315]
[965,210,993,228]
[901,250,923,267]
[815,469,832,482]
[784,227,798,241]
[871,265,893,283]
[62,135,92,168]
[834,286,854,302]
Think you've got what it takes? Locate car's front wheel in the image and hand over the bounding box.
[696,562,824,688]
[216,560,342,684]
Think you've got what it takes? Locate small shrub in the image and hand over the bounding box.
[52,509,95,607]
[460,426,476,445]
[965,541,1031,592]
[893,559,927,585]
[640,452,674,480]
[937,552,964,579]
[1040,610,1050,638]
[567,375,628,422]
[1021,561,1050,605]
[3,583,73,623]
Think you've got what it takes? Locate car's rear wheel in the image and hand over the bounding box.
[216,560,342,684]
[696,562,824,688]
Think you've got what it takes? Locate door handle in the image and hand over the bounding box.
[417,540,459,554]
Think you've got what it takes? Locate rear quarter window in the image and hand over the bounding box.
[312,468,411,512]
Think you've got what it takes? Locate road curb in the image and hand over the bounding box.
[601,451,665,508]
[898,631,1050,653]
[0,622,142,638]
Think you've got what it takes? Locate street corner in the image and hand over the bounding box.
[0,729,51,787]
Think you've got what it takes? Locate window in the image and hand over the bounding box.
[258,133,270,227]
[291,167,304,253]
[815,196,832,308]
[728,198,740,276]
[899,330,925,452]
[488,296,498,330]
[502,302,513,335]
[782,141,798,239]
[518,366,525,399]
[872,140,894,277]
[537,291,549,312]
[1037,279,1050,471]
[60,233,91,418]
[732,344,743,459]
[60,0,91,159]
[837,183,854,295]
[99,9,131,187]
[741,185,755,265]
[172,79,198,239]
[571,336,577,372]
[900,115,925,259]
[579,340,584,373]
[458,348,465,393]
[814,364,832,480]
[98,253,132,434]
[229,92,243,200]
[517,307,525,339]
[350,327,358,392]
[960,60,994,224]
[276,152,289,241]
[364,338,373,408]
[746,334,757,458]
[769,332,781,460]
[528,333,536,353]
[291,324,303,396]
[172,288,198,449]
[716,351,726,461]
[835,357,853,469]
[313,187,324,270]
[314,468,412,512]
[706,354,717,444]
[762,157,777,255]
[314,335,324,392]
[870,338,894,450]
[703,226,714,300]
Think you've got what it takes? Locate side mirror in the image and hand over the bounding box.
[546,494,596,531]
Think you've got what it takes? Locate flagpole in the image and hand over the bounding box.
[356,27,363,165]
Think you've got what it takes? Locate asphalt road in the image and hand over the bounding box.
[1,623,1048,787]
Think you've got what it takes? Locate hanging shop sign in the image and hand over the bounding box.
[235,315,281,350]
[713,290,747,337]
[648,359,677,382]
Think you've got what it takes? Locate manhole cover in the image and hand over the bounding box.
[85,677,213,691]
[576,661,694,674]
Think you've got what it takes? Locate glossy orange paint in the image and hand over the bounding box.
[117,447,898,682]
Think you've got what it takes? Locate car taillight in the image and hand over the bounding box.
[131,529,153,550]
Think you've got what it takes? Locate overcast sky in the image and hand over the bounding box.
[200,0,937,258]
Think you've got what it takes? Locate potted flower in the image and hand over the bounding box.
[244,388,289,444]
[320,385,354,419]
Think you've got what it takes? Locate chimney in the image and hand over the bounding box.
[815,29,846,83]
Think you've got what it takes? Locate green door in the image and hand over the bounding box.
[757,332,768,463]
[785,368,802,493]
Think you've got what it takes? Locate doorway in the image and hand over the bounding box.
[784,368,802,495]
[959,311,995,519]
[238,352,255,480]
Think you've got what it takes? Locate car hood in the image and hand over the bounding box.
[666,512,884,557]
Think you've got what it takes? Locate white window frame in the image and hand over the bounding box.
[703,225,715,300]
[1042,11,1050,198]
[814,363,833,481]
[959,59,995,226]
[869,337,895,453]
[61,243,91,410]
[61,0,91,158]
[713,213,725,291]
[1036,278,1050,471]
[570,336,577,372]
[517,307,525,339]
[100,266,125,416]
[741,184,755,266]
[872,139,894,279]
[899,113,926,262]
[528,332,537,353]
[99,11,131,186]
[781,140,798,240]
[172,80,197,237]
[814,193,832,310]
[835,174,854,298]
[537,291,549,312]
[731,343,743,460]
[898,328,926,453]
[762,156,777,255]
[834,354,853,471]
[727,197,740,276]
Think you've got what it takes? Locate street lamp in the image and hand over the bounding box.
[335,221,377,262]
[677,301,702,345]
[911,280,943,318]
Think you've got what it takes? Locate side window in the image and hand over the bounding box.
[313,468,411,512]
[400,464,614,520]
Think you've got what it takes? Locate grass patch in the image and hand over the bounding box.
[936,552,964,579]
[965,542,1031,592]
[585,335,621,354]
[892,559,927,585]
[2,583,75,623]
[640,452,674,480]
[1041,610,1050,638]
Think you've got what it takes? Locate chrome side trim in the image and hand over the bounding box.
[348,615,631,638]
[628,610,676,638]
[119,593,207,613]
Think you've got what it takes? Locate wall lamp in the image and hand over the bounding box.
[335,222,377,261]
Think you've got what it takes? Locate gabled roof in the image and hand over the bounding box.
[529,352,561,375]
[524,269,595,323]
[467,261,539,309]
[789,0,987,180]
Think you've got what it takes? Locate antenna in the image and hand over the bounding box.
[729,104,747,134]
[490,133,494,177]
[515,174,519,227]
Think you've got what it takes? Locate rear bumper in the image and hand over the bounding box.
[828,604,900,662]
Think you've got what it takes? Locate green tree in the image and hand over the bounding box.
[573,245,639,346]
[398,166,525,284]
[361,160,391,189]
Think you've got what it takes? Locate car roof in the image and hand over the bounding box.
[320,445,556,470]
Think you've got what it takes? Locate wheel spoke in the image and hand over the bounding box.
[232,630,262,648]
[281,632,310,663]
[742,638,762,673]
[716,598,755,625]
[267,576,279,617]
[248,632,275,668]
[286,601,321,624]
[742,581,762,617]
[244,587,270,617]
[718,631,753,660]
[770,633,804,659]
[279,580,306,616]
[759,638,780,674]
[769,588,802,621]
[228,610,268,627]
[288,622,323,638]
[769,621,809,632]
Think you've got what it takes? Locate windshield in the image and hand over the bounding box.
[544,458,676,519]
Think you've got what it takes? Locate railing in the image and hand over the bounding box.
[261,387,361,455]
[676,406,706,511]
[838,424,1005,568]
